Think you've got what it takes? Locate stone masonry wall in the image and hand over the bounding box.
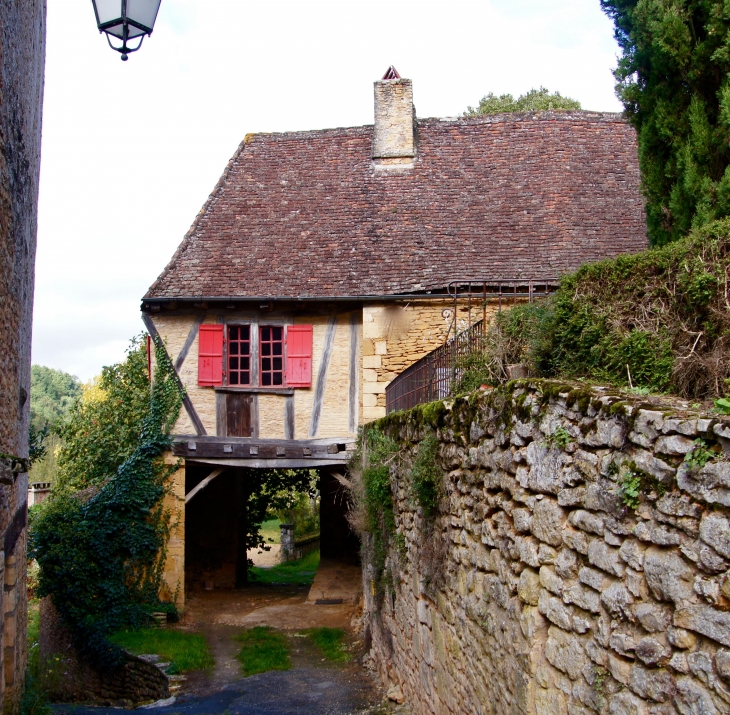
[0,1,45,712]
[364,381,730,715]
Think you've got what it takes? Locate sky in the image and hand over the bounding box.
[33,0,624,381]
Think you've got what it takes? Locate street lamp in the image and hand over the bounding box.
[91,0,162,61]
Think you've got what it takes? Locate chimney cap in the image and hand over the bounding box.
[382,65,401,80]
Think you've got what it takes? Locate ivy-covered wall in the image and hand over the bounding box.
[360,381,730,715]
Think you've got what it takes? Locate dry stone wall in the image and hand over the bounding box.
[364,381,730,715]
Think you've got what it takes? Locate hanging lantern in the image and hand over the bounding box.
[91,0,162,61]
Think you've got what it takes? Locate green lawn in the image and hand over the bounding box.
[250,550,319,585]
[234,627,290,676]
[259,518,281,545]
[109,628,214,674]
[301,627,350,663]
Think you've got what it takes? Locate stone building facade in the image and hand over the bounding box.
[0,0,46,711]
[143,69,648,608]
[365,383,730,715]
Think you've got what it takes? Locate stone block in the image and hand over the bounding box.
[374,340,387,355]
[578,566,610,592]
[545,626,586,680]
[629,449,676,482]
[539,566,565,596]
[666,626,695,650]
[363,368,378,382]
[362,355,382,369]
[583,419,627,448]
[563,582,601,614]
[628,665,675,703]
[673,605,730,647]
[601,582,634,619]
[588,540,625,577]
[654,435,695,456]
[562,526,591,555]
[518,568,540,606]
[699,512,730,559]
[363,381,387,394]
[568,509,605,536]
[555,548,580,579]
[531,498,567,547]
[643,548,695,604]
[635,603,671,633]
[619,539,646,571]
[520,441,577,495]
[634,637,670,666]
[633,411,664,441]
[715,649,730,681]
[674,676,719,715]
[539,589,573,631]
[363,406,386,420]
[677,462,730,507]
[609,690,649,715]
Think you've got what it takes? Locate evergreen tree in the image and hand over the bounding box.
[601,0,730,245]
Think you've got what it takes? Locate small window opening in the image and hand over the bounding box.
[228,325,251,385]
[260,326,284,386]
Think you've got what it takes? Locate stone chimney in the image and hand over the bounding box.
[372,66,415,168]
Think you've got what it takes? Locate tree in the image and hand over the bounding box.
[54,337,151,493]
[464,87,581,116]
[30,365,81,431]
[601,0,730,246]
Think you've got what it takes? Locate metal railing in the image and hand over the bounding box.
[385,279,559,414]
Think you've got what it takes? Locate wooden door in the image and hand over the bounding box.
[226,393,253,437]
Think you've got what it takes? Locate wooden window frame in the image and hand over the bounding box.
[224,320,290,391]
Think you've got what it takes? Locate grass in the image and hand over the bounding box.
[250,550,320,585]
[234,627,291,676]
[301,628,350,663]
[259,518,281,545]
[109,628,214,674]
[20,598,50,715]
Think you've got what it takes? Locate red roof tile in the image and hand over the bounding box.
[145,112,647,300]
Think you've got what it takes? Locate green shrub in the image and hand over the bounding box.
[482,220,730,399]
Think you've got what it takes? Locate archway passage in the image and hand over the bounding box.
[184,464,361,598]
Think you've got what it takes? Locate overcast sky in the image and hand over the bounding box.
[33,0,624,381]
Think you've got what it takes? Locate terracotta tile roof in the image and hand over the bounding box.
[145,112,647,300]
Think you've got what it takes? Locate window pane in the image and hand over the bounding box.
[230,326,239,340]
[273,327,282,340]
[230,342,239,355]
[273,342,282,355]
[242,371,250,384]
[273,357,282,370]
[262,373,272,386]
[261,343,271,356]
[229,357,238,370]
[242,325,250,339]
[262,358,271,371]
[230,373,239,385]
[261,327,270,341]
[273,373,283,386]
[242,357,250,369]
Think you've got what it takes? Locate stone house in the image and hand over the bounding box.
[142,69,648,608]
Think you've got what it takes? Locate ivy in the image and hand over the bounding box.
[410,432,442,520]
[29,336,182,672]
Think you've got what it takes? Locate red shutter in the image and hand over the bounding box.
[286,325,313,388]
[198,324,224,386]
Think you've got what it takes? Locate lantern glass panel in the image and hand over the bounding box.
[93,0,123,26]
[126,0,162,32]
[104,22,125,39]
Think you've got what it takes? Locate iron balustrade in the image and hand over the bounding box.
[385,279,559,414]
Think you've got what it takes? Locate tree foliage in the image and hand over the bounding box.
[601,0,730,245]
[464,87,581,116]
[54,337,152,493]
[29,336,182,671]
[30,366,81,431]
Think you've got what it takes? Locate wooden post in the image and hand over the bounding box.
[235,468,249,588]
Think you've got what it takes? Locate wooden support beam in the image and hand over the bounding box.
[173,437,352,461]
[185,467,226,504]
[174,314,206,372]
[309,315,337,437]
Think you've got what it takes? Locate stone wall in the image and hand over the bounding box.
[364,381,730,715]
[39,599,169,706]
[0,0,45,711]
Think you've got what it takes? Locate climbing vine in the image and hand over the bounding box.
[29,336,182,672]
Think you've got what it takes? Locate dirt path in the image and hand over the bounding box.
[52,585,399,715]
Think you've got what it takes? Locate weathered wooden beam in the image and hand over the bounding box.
[309,315,337,437]
[349,311,359,434]
[173,437,351,461]
[185,467,226,504]
[142,314,207,436]
[187,458,348,469]
[174,314,206,372]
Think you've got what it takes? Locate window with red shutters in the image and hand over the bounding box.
[286,325,313,387]
[227,325,251,385]
[259,326,284,386]
[198,324,224,386]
